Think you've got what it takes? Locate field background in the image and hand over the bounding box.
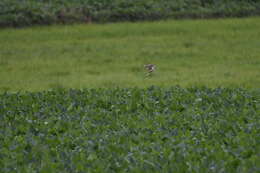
[0,17,260,92]
[1,1,260,172]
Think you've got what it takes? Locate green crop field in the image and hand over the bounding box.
[1,87,259,172]
[0,17,260,92]
[1,14,260,172]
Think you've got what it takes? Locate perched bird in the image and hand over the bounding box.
[144,64,156,76]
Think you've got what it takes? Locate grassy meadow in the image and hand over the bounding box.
[0,17,260,92]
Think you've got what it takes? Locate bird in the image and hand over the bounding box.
[144,64,156,76]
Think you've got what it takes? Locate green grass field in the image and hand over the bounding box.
[0,17,260,92]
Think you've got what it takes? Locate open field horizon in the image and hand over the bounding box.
[0,17,260,92]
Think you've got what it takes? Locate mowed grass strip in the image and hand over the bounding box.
[0,17,260,91]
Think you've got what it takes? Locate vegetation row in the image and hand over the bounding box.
[0,0,260,27]
[1,87,259,172]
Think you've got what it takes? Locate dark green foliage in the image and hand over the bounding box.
[0,0,260,27]
[0,87,259,172]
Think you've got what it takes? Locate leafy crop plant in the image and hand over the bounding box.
[0,87,259,172]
